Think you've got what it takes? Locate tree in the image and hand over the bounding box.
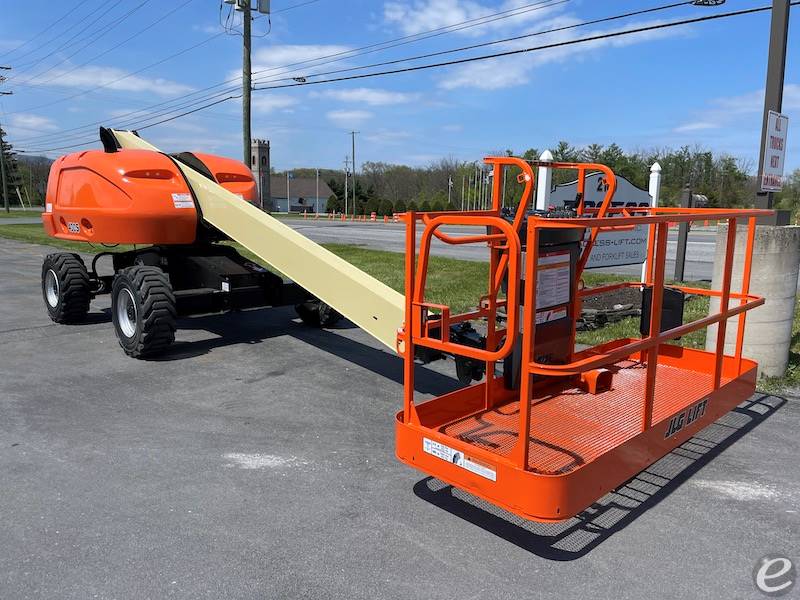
[408,200,419,211]
[420,199,432,212]
[394,198,407,213]
[377,199,394,216]
[326,193,341,213]
[365,196,380,216]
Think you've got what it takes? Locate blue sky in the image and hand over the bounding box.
[0,0,798,174]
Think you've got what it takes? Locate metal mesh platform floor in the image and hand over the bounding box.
[440,361,729,475]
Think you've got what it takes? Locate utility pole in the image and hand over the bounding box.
[315,168,319,214]
[0,66,11,214]
[242,0,252,167]
[350,131,358,216]
[755,0,790,224]
[0,124,7,213]
[343,156,350,216]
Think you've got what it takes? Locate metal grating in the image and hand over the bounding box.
[440,361,728,475]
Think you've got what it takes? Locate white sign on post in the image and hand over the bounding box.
[760,111,789,192]
[549,173,650,269]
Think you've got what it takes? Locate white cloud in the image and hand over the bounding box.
[249,44,352,79]
[438,17,691,91]
[384,0,562,37]
[364,128,413,144]
[8,114,58,133]
[22,66,194,96]
[673,121,718,133]
[251,94,296,113]
[673,84,800,133]
[326,109,374,126]
[192,23,220,34]
[311,87,418,106]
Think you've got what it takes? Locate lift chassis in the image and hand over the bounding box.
[42,243,336,357]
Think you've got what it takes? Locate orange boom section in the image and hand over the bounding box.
[193,152,258,203]
[41,149,199,245]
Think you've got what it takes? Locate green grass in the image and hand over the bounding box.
[2,222,798,392]
[0,208,44,218]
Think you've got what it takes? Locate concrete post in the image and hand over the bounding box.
[706,224,800,378]
[535,150,553,210]
[642,162,662,282]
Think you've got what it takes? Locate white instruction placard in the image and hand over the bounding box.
[536,251,571,309]
[423,438,496,482]
[171,193,194,209]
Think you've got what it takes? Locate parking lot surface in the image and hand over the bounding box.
[0,237,797,599]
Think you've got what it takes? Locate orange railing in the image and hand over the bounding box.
[400,158,771,473]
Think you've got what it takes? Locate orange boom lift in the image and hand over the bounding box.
[39,129,768,522]
[395,156,770,522]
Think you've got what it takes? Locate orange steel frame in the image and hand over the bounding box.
[395,156,771,522]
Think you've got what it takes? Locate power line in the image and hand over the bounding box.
[26,0,197,88]
[0,2,90,60]
[16,1,775,152]
[22,0,156,85]
[5,0,316,119]
[9,1,126,73]
[250,0,567,79]
[253,3,783,92]
[250,0,696,87]
[11,0,569,142]
[18,94,242,153]
[0,1,104,66]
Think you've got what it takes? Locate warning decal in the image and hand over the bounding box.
[171,193,194,209]
[423,438,497,482]
[536,251,570,309]
[536,307,568,324]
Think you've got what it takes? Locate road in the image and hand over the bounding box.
[0,236,797,599]
[288,219,718,280]
[0,216,719,280]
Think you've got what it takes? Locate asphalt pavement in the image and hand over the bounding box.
[0,236,798,599]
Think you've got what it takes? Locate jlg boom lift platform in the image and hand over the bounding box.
[41,129,769,522]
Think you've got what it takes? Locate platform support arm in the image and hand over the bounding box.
[514,225,538,470]
[642,222,668,431]
[714,218,737,388]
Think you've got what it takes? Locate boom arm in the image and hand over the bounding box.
[109,129,405,351]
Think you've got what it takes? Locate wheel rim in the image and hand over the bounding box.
[45,269,60,307]
[117,288,138,338]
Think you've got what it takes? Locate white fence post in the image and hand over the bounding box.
[535,149,553,210]
[642,161,662,282]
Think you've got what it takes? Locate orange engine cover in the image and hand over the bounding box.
[42,149,199,245]
[193,152,258,203]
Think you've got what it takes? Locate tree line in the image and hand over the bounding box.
[6,143,799,220]
[284,142,777,216]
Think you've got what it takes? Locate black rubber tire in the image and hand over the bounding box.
[111,266,176,358]
[295,300,342,328]
[41,253,91,324]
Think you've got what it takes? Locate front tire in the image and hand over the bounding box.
[111,266,176,358]
[41,253,91,323]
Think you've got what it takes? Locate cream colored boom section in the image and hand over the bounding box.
[110,130,405,351]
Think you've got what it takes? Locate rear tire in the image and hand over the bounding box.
[41,253,91,323]
[111,266,176,358]
[295,300,342,328]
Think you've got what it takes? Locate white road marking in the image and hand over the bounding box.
[223,452,301,470]
[692,479,783,501]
